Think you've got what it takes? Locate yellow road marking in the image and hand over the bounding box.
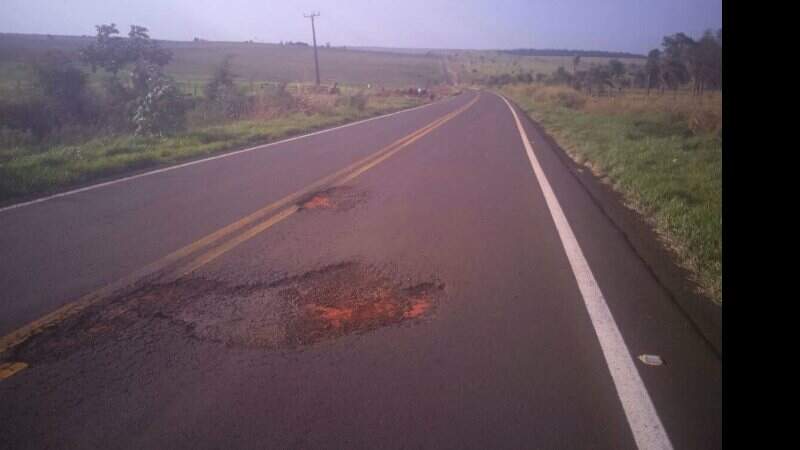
[175,94,480,275]
[176,205,301,277]
[0,93,480,360]
[0,362,28,380]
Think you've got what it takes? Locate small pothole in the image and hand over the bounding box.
[298,186,367,212]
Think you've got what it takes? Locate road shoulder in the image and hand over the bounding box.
[502,94,722,356]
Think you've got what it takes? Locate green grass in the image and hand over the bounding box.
[0,95,426,203]
[501,84,721,304]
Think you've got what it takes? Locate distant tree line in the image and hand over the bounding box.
[642,29,722,95]
[489,29,721,96]
[500,48,645,59]
[280,41,309,47]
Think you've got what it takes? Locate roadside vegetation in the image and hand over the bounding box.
[0,25,454,203]
[488,30,722,303]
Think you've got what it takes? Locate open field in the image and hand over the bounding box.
[441,50,645,85]
[500,84,721,303]
[0,34,652,96]
[0,33,447,97]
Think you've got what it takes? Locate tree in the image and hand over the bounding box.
[131,66,188,135]
[608,59,626,93]
[660,32,695,95]
[81,24,125,74]
[572,55,581,74]
[205,55,236,101]
[205,55,247,119]
[549,66,573,85]
[82,24,185,134]
[630,65,647,89]
[32,51,91,122]
[645,49,661,95]
[661,29,721,94]
[516,72,533,83]
[659,56,688,95]
[572,70,588,91]
[81,24,171,76]
[586,65,614,96]
[693,29,722,93]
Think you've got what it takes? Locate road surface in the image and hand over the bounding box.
[0,91,720,449]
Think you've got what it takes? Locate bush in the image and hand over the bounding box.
[0,127,35,148]
[205,55,236,101]
[96,76,137,133]
[555,90,587,109]
[32,51,93,123]
[132,69,189,136]
[337,92,368,111]
[0,99,58,138]
[687,107,722,136]
[215,84,249,119]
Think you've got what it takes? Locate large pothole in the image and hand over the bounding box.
[10,262,444,363]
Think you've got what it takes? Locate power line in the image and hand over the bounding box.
[303,12,321,85]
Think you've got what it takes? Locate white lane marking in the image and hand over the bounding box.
[0,98,451,214]
[499,94,673,450]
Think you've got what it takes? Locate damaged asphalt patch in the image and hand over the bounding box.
[298,186,367,211]
[6,262,444,365]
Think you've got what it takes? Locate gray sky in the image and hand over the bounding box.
[1,0,722,54]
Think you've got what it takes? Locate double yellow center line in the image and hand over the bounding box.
[0,93,480,360]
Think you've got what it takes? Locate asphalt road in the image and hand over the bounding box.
[0,91,721,449]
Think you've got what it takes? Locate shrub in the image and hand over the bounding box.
[205,55,236,101]
[555,90,587,109]
[215,84,249,119]
[0,99,58,138]
[132,69,189,136]
[687,107,721,136]
[248,83,300,119]
[337,92,368,111]
[0,127,35,148]
[32,51,93,123]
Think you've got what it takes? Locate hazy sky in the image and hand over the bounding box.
[1,0,721,54]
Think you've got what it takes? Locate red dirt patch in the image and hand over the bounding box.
[275,263,443,346]
[298,186,366,211]
[403,297,432,318]
[302,195,333,209]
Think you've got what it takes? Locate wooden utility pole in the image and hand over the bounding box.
[304,12,321,85]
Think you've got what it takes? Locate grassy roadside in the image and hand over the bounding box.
[500,84,721,304]
[0,95,428,204]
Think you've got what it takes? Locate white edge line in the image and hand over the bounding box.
[0,96,453,214]
[498,93,673,450]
